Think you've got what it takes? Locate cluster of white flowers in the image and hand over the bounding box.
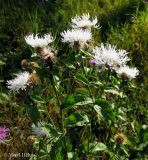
[61,13,139,79]
[71,13,99,30]
[25,34,53,48]
[92,43,139,79]
[93,43,130,68]
[6,13,139,94]
[61,13,99,49]
[7,72,31,92]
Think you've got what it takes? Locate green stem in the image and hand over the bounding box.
[106,67,111,85]
[81,59,93,101]
[49,74,60,106]
[49,73,68,159]
[80,53,94,153]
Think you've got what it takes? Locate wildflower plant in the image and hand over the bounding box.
[5,13,141,159]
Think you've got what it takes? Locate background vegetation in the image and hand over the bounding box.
[0,0,147,159]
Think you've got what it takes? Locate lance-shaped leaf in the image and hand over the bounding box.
[89,142,107,153]
[31,95,47,104]
[64,112,89,127]
[61,94,93,109]
[95,98,115,122]
[75,73,90,86]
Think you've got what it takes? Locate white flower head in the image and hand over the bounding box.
[116,65,139,79]
[7,72,31,92]
[71,13,100,30]
[25,33,53,48]
[61,29,92,49]
[93,43,130,69]
[32,123,48,137]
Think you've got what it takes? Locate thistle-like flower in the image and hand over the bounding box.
[93,43,130,69]
[61,29,92,49]
[0,126,9,142]
[116,65,139,79]
[71,13,100,30]
[114,132,126,144]
[32,123,48,137]
[7,72,38,92]
[25,33,53,48]
[26,135,36,144]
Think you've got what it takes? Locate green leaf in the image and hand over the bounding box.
[120,146,129,156]
[0,93,9,103]
[94,105,103,120]
[61,94,92,109]
[64,112,89,127]
[38,109,48,113]
[75,97,92,106]
[31,95,47,104]
[95,98,115,122]
[104,89,123,97]
[75,73,89,86]
[66,64,76,69]
[23,104,40,125]
[75,87,89,95]
[0,60,5,66]
[89,142,107,153]
[95,98,110,108]
[61,95,75,108]
[90,81,103,86]
[44,123,60,138]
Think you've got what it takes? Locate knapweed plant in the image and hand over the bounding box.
[6,13,139,160]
